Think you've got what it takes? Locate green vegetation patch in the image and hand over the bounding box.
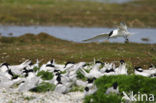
[84,75,156,103]
[30,82,56,92]
[37,70,54,80]
[33,67,40,72]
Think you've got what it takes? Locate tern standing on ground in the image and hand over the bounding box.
[83,22,134,43]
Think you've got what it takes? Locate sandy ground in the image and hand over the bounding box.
[0,89,84,103]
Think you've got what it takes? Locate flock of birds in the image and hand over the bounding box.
[83,22,134,43]
[0,59,156,97]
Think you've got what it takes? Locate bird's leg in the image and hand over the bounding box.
[124,36,129,43]
[125,39,129,43]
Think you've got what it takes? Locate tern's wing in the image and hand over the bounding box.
[118,22,127,31]
[83,33,109,42]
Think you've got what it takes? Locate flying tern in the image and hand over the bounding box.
[83,22,134,43]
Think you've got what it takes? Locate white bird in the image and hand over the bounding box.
[100,62,116,76]
[79,62,104,78]
[0,63,10,73]
[0,63,19,80]
[52,59,65,69]
[134,67,152,77]
[115,60,127,75]
[0,77,24,89]
[105,82,119,94]
[40,63,55,72]
[54,82,72,94]
[76,77,96,87]
[7,60,31,75]
[17,72,41,92]
[83,22,134,43]
[64,62,86,77]
[27,59,40,70]
[84,83,97,96]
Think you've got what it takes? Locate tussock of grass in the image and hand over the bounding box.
[84,75,156,103]
[30,82,56,92]
[37,71,54,80]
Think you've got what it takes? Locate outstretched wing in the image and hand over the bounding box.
[83,33,109,42]
[118,22,127,32]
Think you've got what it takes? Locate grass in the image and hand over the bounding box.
[84,75,156,103]
[0,0,156,27]
[30,82,56,92]
[0,33,156,68]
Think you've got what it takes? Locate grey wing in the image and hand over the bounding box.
[83,33,109,42]
[118,22,127,31]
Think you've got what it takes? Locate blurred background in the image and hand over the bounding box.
[0,0,155,27]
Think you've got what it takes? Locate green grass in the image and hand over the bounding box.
[0,33,156,68]
[30,82,56,92]
[84,75,156,103]
[33,67,40,72]
[0,0,156,27]
[37,70,54,80]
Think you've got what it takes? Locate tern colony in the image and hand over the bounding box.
[0,59,156,96]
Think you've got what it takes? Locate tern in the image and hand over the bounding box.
[83,22,134,43]
[105,82,119,94]
[115,60,128,75]
[84,83,97,96]
[134,67,156,77]
[79,62,104,78]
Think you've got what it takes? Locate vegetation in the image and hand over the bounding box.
[37,70,54,80]
[84,75,156,103]
[23,96,35,101]
[0,0,156,27]
[30,82,56,92]
[33,67,40,72]
[70,85,84,92]
[0,33,156,68]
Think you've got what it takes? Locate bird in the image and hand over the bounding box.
[115,60,128,75]
[83,22,134,43]
[40,63,55,72]
[134,67,156,77]
[100,62,116,75]
[6,60,31,75]
[26,59,40,70]
[84,83,97,96]
[105,82,119,94]
[54,82,72,94]
[79,62,104,78]
[0,63,18,80]
[17,72,41,92]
